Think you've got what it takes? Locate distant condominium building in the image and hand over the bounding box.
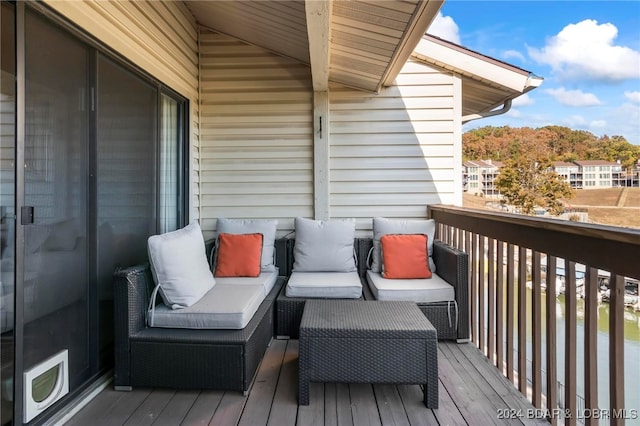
[571,160,625,188]
[625,160,640,187]
[463,159,636,196]
[462,160,503,197]
[551,161,583,189]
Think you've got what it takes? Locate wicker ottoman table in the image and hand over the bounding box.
[298,300,438,408]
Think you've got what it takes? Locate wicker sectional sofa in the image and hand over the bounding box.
[113,229,468,395]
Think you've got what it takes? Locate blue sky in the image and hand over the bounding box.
[428,1,640,145]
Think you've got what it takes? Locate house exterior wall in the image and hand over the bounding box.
[198,30,314,237]
[42,0,201,220]
[197,35,462,237]
[30,7,465,237]
[329,60,462,231]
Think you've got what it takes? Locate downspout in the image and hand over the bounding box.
[462,99,512,124]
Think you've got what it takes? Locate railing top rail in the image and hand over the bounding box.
[428,204,640,280]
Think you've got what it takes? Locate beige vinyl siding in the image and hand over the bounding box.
[330,60,460,231]
[42,0,201,221]
[198,30,313,238]
[0,82,14,212]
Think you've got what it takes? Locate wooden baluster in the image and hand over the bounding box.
[488,238,495,364]
[506,243,515,383]
[453,227,459,249]
[565,261,577,426]
[584,267,599,426]
[532,251,542,407]
[479,235,486,355]
[465,230,472,342]
[496,241,504,375]
[471,233,478,345]
[546,256,558,425]
[609,274,625,426]
[518,246,527,395]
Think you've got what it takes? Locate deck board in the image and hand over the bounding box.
[431,381,466,426]
[238,339,286,426]
[349,384,382,426]
[335,383,354,426]
[267,340,299,426]
[209,391,246,426]
[153,391,199,426]
[179,391,223,426]
[456,342,548,425]
[65,340,544,426]
[123,389,175,426]
[65,386,150,426]
[373,384,410,426]
[296,383,324,426]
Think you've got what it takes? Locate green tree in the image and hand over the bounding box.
[495,157,574,215]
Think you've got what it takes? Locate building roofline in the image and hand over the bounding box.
[413,34,543,93]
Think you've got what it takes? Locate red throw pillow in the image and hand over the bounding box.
[214,233,263,277]
[381,234,432,279]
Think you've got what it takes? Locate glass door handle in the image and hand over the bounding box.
[21,206,34,225]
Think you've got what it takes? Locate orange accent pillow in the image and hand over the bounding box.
[381,234,432,279]
[214,233,263,277]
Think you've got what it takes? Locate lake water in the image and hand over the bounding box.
[510,289,640,424]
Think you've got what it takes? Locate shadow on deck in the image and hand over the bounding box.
[65,340,546,425]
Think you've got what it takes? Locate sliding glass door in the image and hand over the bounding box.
[0,3,189,423]
[160,94,182,234]
[1,3,16,425]
[23,6,91,390]
[95,57,158,368]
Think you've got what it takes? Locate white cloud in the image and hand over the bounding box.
[428,12,461,45]
[503,50,526,62]
[625,91,640,104]
[512,93,534,107]
[545,87,602,107]
[528,20,640,82]
[506,109,522,118]
[605,102,640,144]
[590,120,607,128]
[564,115,588,127]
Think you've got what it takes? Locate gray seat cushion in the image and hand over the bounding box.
[366,270,454,303]
[214,268,279,296]
[148,284,265,329]
[285,271,362,299]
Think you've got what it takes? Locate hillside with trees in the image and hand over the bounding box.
[463,125,640,169]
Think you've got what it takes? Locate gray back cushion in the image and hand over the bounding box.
[148,222,215,309]
[216,218,278,271]
[371,217,436,273]
[293,217,356,272]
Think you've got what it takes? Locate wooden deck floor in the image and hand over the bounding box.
[65,340,547,426]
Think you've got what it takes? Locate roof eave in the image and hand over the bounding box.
[413,34,542,93]
[378,0,444,91]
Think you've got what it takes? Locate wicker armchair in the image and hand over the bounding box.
[275,237,469,341]
[357,238,469,341]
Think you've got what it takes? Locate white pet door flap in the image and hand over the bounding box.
[23,349,69,423]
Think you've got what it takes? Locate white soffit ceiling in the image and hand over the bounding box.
[186,0,443,93]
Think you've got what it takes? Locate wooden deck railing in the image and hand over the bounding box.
[428,204,640,426]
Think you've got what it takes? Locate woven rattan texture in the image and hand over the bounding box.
[298,299,438,408]
[300,300,435,339]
